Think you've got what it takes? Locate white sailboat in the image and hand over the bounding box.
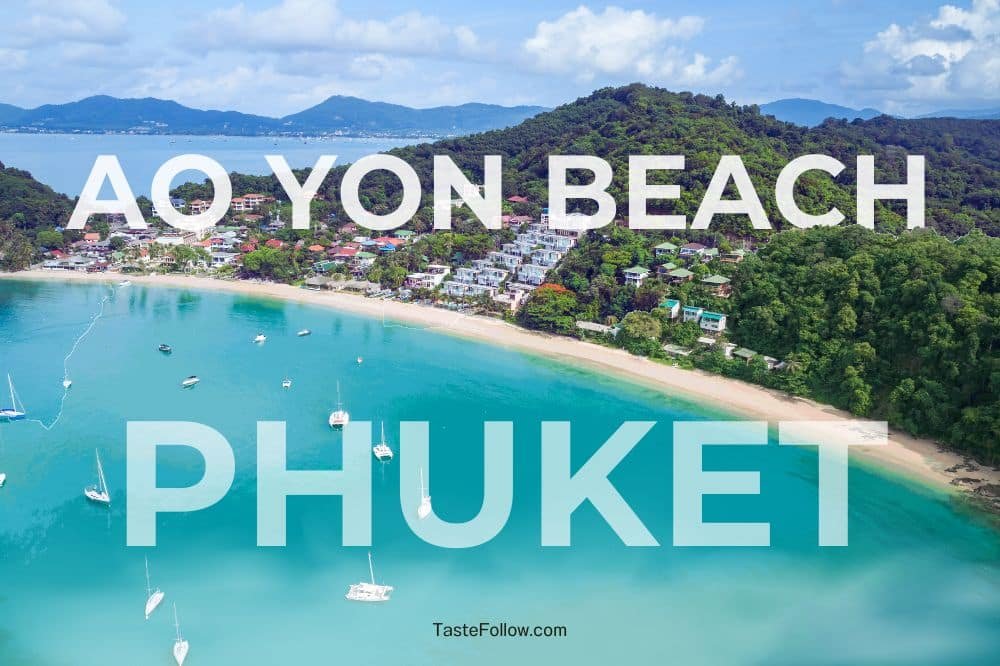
[172,604,189,666]
[372,421,393,461]
[84,449,111,505]
[327,381,350,428]
[345,552,393,602]
[0,374,26,421]
[418,467,432,520]
[144,556,165,620]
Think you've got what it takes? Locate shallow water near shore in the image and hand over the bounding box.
[0,279,998,665]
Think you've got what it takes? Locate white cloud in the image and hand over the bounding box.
[14,0,127,47]
[842,0,1000,109]
[194,0,481,57]
[522,6,739,86]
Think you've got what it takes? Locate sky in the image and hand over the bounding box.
[0,0,997,117]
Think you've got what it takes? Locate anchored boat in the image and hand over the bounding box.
[172,604,189,666]
[297,329,311,337]
[328,382,350,428]
[144,556,165,620]
[181,376,200,388]
[159,344,173,353]
[373,422,393,461]
[0,374,26,421]
[346,552,393,602]
[418,467,432,520]
[84,449,111,505]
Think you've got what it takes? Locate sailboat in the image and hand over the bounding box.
[418,467,432,520]
[144,556,165,620]
[372,421,393,461]
[0,374,26,421]
[84,449,111,505]
[345,552,393,602]
[327,381,349,428]
[172,604,189,666]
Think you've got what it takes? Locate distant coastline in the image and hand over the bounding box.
[5,268,998,510]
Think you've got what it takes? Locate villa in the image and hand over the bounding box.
[668,267,694,284]
[699,311,727,333]
[654,241,678,256]
[659,298,681,319]
[701,274,733,297]
[623,266,650,287]
[682,305,704,323]
[679,242,707,259]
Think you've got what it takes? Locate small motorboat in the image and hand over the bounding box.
[159,344,173,354]
[253,333,267,344]
[118,280,131,287]
[181,376,200,388]
[297,329,312,337]
[356,356,363,365]
[0,473,6,487]
[282,378,292,389]
[63,378,73,389]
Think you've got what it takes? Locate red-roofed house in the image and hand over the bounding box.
[83,233,101,244]
[265,239,284,249]
[507,195,529,204]
[308,244,325,252]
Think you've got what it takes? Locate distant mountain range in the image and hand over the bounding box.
[0,95,547,137]
[759,98,882,126]
[760,97,1000,126]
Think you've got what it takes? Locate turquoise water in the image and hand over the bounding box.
[0,279,997,665]
[0,133,428,196]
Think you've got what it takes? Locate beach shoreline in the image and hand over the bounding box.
[5,269,998,505]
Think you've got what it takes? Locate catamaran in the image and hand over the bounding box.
[144,556,165,620]
[253,333,267,343]
[0,374,26,421]
[172,604,189,666]
[373,422,393,461]
[84,449,111,505]
[181,376,200,388]
[418,467,432,520]
[328,382,350,428]
[345,552,393,602]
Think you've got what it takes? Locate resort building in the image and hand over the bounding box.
[720,249,747,264]
[679,242,707,259]
[517,263,549,286]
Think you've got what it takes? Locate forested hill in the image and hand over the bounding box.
[327,84,999,238]
[0,162,74,269]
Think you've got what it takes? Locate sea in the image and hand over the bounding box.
[0,279,997,665]
[0,133,430,197]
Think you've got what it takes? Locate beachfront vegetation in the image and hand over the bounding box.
[527,225,1000,464]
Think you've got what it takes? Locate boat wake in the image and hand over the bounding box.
[26,285,118,431]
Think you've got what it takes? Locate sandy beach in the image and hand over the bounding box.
[5,269,998,502]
